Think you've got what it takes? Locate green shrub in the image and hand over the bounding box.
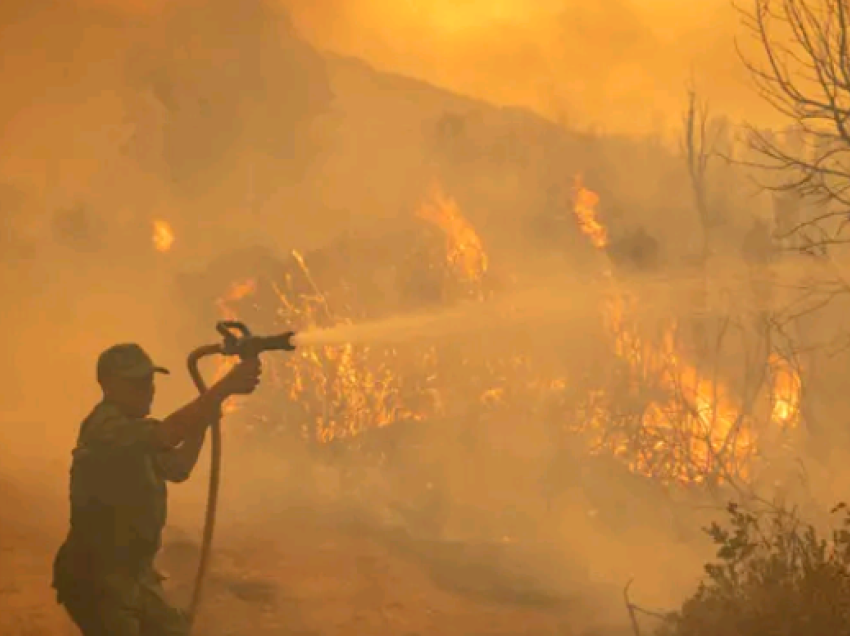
[657,502,850,636]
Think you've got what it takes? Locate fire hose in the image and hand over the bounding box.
[185,320,296,627]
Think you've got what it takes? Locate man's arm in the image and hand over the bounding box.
[154,358,260,449]
[153,383,228,450]
[150,358,261,476]
[156,409,219,483]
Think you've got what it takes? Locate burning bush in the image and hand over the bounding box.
[657,502,850,636]
[170,177,805,501]
[200,185,496,447]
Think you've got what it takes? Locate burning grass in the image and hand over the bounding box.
[568,175,801,486]
[175,176,805,492]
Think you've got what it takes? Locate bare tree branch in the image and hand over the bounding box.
[681,87,727,258]
[736,0,850,250]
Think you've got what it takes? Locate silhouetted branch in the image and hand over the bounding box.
[624,578,672,636]
[680,87,727,257]
[624,579,643,636]
[736,0,850,248]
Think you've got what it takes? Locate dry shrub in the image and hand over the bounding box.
[657,502,850,636]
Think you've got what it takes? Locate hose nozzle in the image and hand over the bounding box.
[215,321,296,358]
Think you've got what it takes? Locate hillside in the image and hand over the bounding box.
[316,51,703,261]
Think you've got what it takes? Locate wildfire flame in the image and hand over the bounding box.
[770,354,801,427]
[207,174,802,487]
[416,182,488,283]
[213,251,440,443]
[152,219,175,252]
[572,175,607,249]
[570,174,801,484]
[217,279,257,319]
[210,185,494,443]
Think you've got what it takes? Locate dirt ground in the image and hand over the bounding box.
[0,462,634,636]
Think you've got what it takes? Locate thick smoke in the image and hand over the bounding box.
[3,2,847,635]
[0,0,335,455]
[282,0,780,133]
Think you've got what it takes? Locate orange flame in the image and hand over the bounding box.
[770,354,801,428]
[216,279,257,320]
[211,186,493,443]
[572,175,607,249]
[206,176,801,484]
[416,182,488,283]
[570,175,760,483]
[152,219,175,252]
[212,259,438,443]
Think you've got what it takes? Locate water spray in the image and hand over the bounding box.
[289,283,621,348]
[287,267,785,350]
[185,321,296,628]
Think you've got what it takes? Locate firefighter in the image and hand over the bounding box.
[52,343,261,635]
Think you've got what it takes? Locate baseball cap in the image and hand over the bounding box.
[96,343,170,381]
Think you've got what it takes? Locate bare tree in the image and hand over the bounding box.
[681,87,726,257]
[680,88,736,361]
[734,1,850,451]
[737,0,850,249]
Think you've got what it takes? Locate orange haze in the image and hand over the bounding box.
[43,0,780,135]
[282,0,778,133]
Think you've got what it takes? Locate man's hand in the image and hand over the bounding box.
[216,358,262,396]
[158,358,262,449]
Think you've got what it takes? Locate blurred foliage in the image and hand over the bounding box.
[657,501,850,636]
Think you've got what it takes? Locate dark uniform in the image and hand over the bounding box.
[52,345,191,636]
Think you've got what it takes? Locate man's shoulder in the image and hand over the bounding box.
[78,402,158,449]
[80,401,127,434]
[85,401,126,424]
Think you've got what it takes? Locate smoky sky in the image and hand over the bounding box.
[281,0,777,133]
[2,0,780,147]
